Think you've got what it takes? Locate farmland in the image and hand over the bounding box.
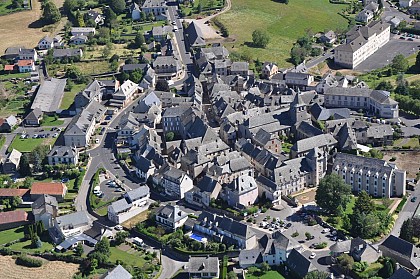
[215,0,348,67]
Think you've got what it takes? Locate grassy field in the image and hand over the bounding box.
[9,136,57,153]
[246,270,286,279]
[109,246,147,267]
[216,0,348,67]
[8,239,54,252]
[40,115,64,126]
[0,226,25,245]
[392,137,420,149]
[59,83,86,110]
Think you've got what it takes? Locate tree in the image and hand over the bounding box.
[74,242,84,256]
[227,271,238,279]
[19,154,31,176]
[290,45,307,65]
[305,232,312,240]
[110,0,126,14]
[42,1,61,24]
[129,69,144,84]
[156,79,170,91]
[376,80,393,91]
[94,238,110,256]
[63,0,77,14]
[12,0,24,9]
[104,7,117,27]
[304,270,329,279]
[416,51,420,69]
[114,231,129,245]
[391,54,409,74]
[400,218,414,243]
[261,262,270,272]
[337,254,354,275]
[315,174,351,214]
[252,29,270,48]
[166,132,175,141]
[351,211,381,238]
[354,191,374,215]
[135,33,146,48]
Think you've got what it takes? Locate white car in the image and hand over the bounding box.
[322,228,330,233]
[32,134,38,138]
[115,225,123,231]
[309,252,316,259]
[52,133,59,138]
[20,134,26,139]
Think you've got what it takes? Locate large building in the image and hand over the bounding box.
[332,153,406,198]
[334,20,390,69]
[324,87,399,118]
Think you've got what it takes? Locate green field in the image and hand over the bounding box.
[9,136,57,153]
[216,0,348,67]
[60,83,86,110]
[109,246,147,267]
[0,0,25,16]
[0,226,25,245]
[41,115,64,127]
[8,239,54,252]
[247,271,286,279]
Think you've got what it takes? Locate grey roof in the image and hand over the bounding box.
[292,133,337,153]
[389,268,416,279]
[31,194,58,216]
[238,249,263,266]
[296,121,323,138]
[31,78,67,112]
[25,108,43,121]
[108,198,131,214]
[124,186,150,202]
[71,27,95,35]
[196,175,219,193]
[380,235,414,258]
[152,25,172,37]
[231,61,249,72]
[186,256,219,273]
[70,35,88,42]
[164,168,186,181]
[153,56,181,70]
[185,21,206,47]
[142,0,167,9]
[287,249,315,278]
[366,125,393,138]
[39,36,53,44]
[122,63,148,72]
[102,265,133,279]
[156,204,187,223]
[56,211,90,228]
[48,146,77,158]
[53,48,82,58]
[65,100,106,136]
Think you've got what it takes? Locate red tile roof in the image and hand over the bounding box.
[4,65,15,71]
[17,60,33,67]
[0,210,28,225]
[0,188,29,197]
[0,118,4,126]
[30,182,67,196]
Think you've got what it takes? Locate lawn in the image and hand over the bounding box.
[216,0,348,67]
[0,226,25,245]
[0,71,30,80]
[246,270,286,279]
[9,136,57,153]
[392,138,420,149]
[8,239,54,252]
[109,246,147,267]
[40,114,64,126]
[60,83,86,110]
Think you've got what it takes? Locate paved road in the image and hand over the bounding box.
[306,50,334,69]
[159,251,187,279]
[382,0,413,23]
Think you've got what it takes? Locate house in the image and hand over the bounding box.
[231,62,249,77]
[324,87,399,118]
[162,168,193,199]
[0,210,29,230]
[38,36,54,49]
[19,48,38,61]
[153,56,182,79]
[139,66,157,89]
[291,133,337,158]
[400,0,413,8]
[131,2,141,21]
[284,72,314,88]
[53,35,64,48]
[365,2,379,12]
[261,62,279,79]
[50,211,92,243]
[70,35,88,45]
[239,231,301,268]
[74,79,113,111]
[320,30,337,44]
[101,265,132,279]
[47,146,79,166]
[185,175,222,207]
[24,108,43,126]
[162,106,199,139]
[409,2,420,14]
[31,78,67,113]
[155,204,188,230]
[152,26,173,42]
[141,0,168,20]
[1,149,22,174]
[194,212,257,249]
[0,115,18,132]
[64,100,106,147]
[333,152,406,198]
[71,27,96,36]
[122,63,148,73]
[109,79,138,108]
[53,49,83,60]
[329,237,381,264]
[286,249,317,278]
[17,59,35,73]
[3,46,24,60]
[107,186,150,224]
[31,194,58,229]
[222,175,258,209]
[334,20,390,69]
[379,235,420,270]
[185,21,206,50]
[356,10,374,23]
[186,256,220,279]
[30,182,67,202]
[86,10,104,25]
[0,188,29,200]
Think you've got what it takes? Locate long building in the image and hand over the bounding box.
[332,153,406,198]
[324,87,398,118]
[334,20,390,69]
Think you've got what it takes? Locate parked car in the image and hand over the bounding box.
[52,133,59,138]
[309,252,316,259]
[115,225,123,231]
[322,228,330,233]
[285,223,292,229]
[411,196,417,202]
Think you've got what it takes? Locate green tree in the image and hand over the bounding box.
[12,0,24,9]
[376,80,394,91]
[110,0,126,14]
[351,211,381,238]
[166,132,175,141]
[114,231,129,245]
[135,33,146,48]
[391,54,409,74]
[63,0,77,14]
[416,51,420,69]
[19,154,31,176]
[315,174,351,214]
[354,191,375,215]
[304,270,329,279]
[261,262,270,272]
[129,68,144,84]
[95,238,110,256]
[227,271,238,279]
[337,254,354,275]
[104,7,117,27]
[42,1,61,24]
[252,29,270,48]
[400,218,414,243]
[74,242,84,256]
[305,232,312,240]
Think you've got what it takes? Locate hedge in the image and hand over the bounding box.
[15,254,43,267]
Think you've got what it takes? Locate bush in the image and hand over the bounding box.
[315,242,328,249]
[291,231,299,237]
[15,254,43,267]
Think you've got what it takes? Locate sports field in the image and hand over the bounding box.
[216,0,348,66]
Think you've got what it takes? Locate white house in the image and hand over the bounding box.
[50,211,92,243]
[71,27,96,37]
[38,36,54,50]
[163,168,193,199]
[356,10,374,23]
[155,204,188,230]
[222,175,259,209]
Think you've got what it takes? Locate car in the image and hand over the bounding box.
[309,252,316,259]
[105,115,112,120]
[172,20,176,25]
[173,26,179,31]
[20,134,26,139]
[411,196,417,202]
[322,228,330,233]
[408,38,414,41]
[115,188,123,192]
[400,36,405,39]
[253,213,258,218]
[115,225,123,231]
[52,133,59,138]
[61,178,69,183]
[285,223,292,229]
[33,134,38,138]
[95,138,100,144]
[331,230,337,236]
[309,243,316,249]
[101,121,108,125]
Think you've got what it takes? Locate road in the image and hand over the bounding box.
[306,50,334,69]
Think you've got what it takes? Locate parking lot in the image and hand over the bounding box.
[97,174,126,202]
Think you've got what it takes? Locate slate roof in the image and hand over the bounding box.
[101,265,132,279]
[196,176,219,193]
[287,248,315,278]
[31,194,58,216]
[185,21,206,47]
[31,78,67,112]
[381,235,414,259]
[56,211,90,228]
[108,198,131,214]
[53,48,82,58]
[389,268,416,279]
[122,63,148,72]
[48,146,77,158]
[291,133,337,153]
[238,248,264,266]
[124,186,149,202]
[186,256,219,274]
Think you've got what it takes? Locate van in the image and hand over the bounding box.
[133,237,144,247]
